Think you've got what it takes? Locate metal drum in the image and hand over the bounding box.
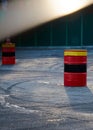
[64,49,87,87]
[2,43,15,65]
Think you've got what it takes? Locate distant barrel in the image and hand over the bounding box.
[2,43,15,64]
[64,49,87,87]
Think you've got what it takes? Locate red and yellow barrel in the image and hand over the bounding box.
[2,43,15,64]
[64,49,87,87]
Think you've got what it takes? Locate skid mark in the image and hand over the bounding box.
[0,80,41,114]
[49,63,63,71]
[6,80,30,94]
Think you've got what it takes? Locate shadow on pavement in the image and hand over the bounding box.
[64,86,93,113]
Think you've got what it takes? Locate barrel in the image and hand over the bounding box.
[64,49,87,87]
[2,43,15,64]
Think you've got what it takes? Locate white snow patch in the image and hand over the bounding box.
[0,94,39,114]
[47,119,62,122]
[38,81,50,84]
[5,102,39,114]
[0,94,9,105]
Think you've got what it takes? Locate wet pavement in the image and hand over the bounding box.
[0,48,93,130]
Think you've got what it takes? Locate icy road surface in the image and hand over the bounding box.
[0,48,93,130]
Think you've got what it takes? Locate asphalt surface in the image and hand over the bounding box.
[0,48,93,130]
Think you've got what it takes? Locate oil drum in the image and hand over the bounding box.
[64,49,87,87]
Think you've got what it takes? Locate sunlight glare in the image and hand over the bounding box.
[51,0,93,15]
[0,0,93,40]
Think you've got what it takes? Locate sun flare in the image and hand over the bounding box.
[0,0,92,40]
[51,0,93,15]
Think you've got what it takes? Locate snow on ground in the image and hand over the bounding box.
[0,48,93,130]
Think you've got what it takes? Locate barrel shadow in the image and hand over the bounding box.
[64,86,93,113]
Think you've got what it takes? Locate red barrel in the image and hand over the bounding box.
[2,43,15,64]
[64,49,87,87]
